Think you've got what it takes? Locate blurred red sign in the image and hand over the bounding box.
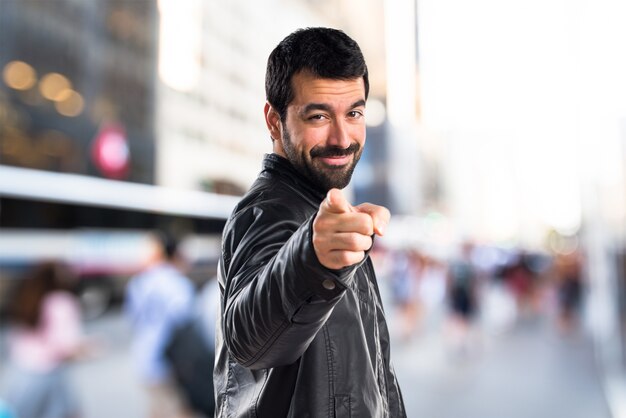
[91,124,130,179]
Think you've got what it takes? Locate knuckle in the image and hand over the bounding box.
[313,216,330,232]
[339,252,353,266]
[337,251,363,267]
[312,234,323,249]
[347,233,360,248]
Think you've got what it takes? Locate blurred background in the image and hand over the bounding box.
[0,0,625,417]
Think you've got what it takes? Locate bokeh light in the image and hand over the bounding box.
[54,90,84,117]
[2,61,37,91]
[39,72,72,101]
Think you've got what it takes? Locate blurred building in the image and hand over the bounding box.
[0,0,158,184]
[0,0,231,315]
[156,0,271,193]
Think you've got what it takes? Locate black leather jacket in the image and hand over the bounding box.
[214,153,406,418]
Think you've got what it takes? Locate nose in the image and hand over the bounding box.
[327,119,351,148]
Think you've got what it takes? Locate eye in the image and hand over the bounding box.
[347,110,364,119]
[308,114,327,121]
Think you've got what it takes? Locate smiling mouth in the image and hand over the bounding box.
[318,155,352,166]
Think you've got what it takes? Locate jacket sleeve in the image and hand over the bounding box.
[220,203,359,370]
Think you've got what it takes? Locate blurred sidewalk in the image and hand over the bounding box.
[0,308,612,418]
[392,313,612,418]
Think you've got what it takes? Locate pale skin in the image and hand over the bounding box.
[264,71,390,270]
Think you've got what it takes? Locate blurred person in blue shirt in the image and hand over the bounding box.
[125,232,195,418]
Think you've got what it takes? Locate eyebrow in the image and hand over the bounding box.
[300,99,366,115]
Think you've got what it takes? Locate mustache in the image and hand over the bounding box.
[310,143,360,158]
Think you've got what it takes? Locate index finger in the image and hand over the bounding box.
[323,188,353,214]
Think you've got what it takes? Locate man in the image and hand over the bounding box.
[214,27,406,417]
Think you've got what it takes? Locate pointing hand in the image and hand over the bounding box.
[312,188,390,270]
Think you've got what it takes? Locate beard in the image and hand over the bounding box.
[281,128,363,191]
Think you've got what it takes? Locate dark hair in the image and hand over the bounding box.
[265,27,370,122]
[7,261,74,328]
[154,231,180,261]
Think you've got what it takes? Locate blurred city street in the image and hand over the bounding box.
[0,301,611,418]
[1,0,626,417]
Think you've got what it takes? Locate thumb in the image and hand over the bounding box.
[323,188,353,214]
[354,203,390,236]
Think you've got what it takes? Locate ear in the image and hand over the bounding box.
[264,102,282,142]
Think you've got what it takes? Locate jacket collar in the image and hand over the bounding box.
[262,153,327,201]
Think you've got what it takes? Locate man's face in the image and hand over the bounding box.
[267,71,367,191]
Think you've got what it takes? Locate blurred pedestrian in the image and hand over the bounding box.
[124,232,196,418]
[553,247,584,334]
[163,275,218,418]
[389,248,421,341]
[445,242,480,357]
[502,251,536,318]
[417,254,447,330]
[2,261,88,418]
[214,27,406,417]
